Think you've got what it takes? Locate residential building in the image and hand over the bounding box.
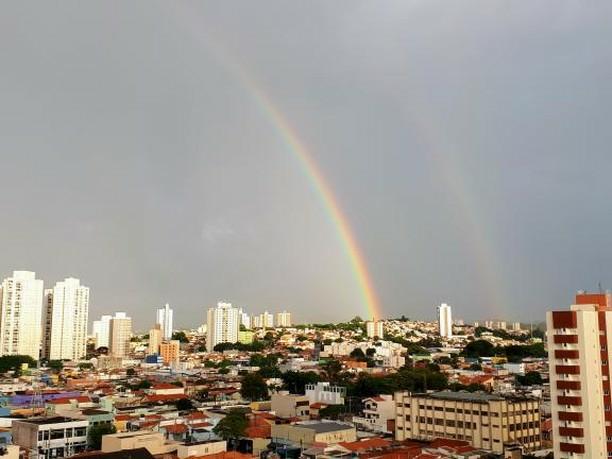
[238,330,254,344]
[206,302,239,352]
[12,416,88,458]
[0,271,44,359]
[43,278,89,360]
[92,315,112,349]
[546,291,612,458]
[156,303,173,340]
[109,312,132,357]
[366,320,383,339]
[251,314,261,329]
[271,392,311,419]
[148,324,162,355]
[259,311,274,328]
[394,391,541,454]
[276,310,292,327]
[352,395,395,433]
[305,382,346,405]
[239,308,251,329]
[438,303,453,338]
[101,431,176,455]
[159,340,180,366]
[271,422,356,447]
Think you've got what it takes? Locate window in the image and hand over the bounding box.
[50,430,64,440]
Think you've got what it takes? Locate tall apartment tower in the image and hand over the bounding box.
[148,324,162,355]
[276,310,292,328]
[546,291,612,458]
[206,302,239,352]
[0,271,44,359]
[109,312,132,357]
[238,309,251,329]
[156,303,173,340]
[92,315,112,348]
[42,278,89,360]
[366,320,384,338]
[260,311,274,328]
[438,303,453,338]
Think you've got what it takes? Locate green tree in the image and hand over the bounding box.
[462,340,495,358]
[0,355,36,373]
[88,423,116,449]
[172,331,189,343]
[349,348,366,360]
[318,404,345,420]
[281,371,320,394]
[213,409,248,443]
[48,360,64,372]
[321,359,343,383]
[176,398,194,411]
[516,371,543,386]
[240,373,269,401]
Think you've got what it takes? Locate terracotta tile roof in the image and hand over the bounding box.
[144,394,187,403]
[339,438,391,452]
[163,423,188,434]
[48,396,91,405]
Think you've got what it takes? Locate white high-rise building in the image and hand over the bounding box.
[156,303,173,340]
[366,320,384,338]
[92,315,112,348]
[438,303,453,338]
[43,278,89,360]
[0,271,44,359]
[239,309,251,329]
[260,311,274,328]
[276,310,292,327]
[109,312,132,357]
[251,314,261,329]
[206,302,239,352]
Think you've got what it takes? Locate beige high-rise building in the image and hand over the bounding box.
[109,312,132,357]
[546,292,612,458]
[276,310,292,328]
[395,391,541,454]
[0,271,44,360]
[148,324,162,355]
[159,340,180,365]
[42,278,89,360]
[366,320,383,338]
[92,315,112,349]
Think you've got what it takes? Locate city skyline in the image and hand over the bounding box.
[1,2,611,325]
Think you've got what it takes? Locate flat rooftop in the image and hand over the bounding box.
[16,416,85,425]
[423,391,536,403]
[295,422,353,433]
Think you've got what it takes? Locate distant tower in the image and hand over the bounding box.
[156,303,173,340]
[366,320,384,339]
[109,312,132,357]
[437,303,453,338]
[206,302,239,352]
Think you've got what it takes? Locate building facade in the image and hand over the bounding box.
[109,312,132,357]
[276,310,292,328]
[43,278,89,361]
[206,302,239,352]
[546,292,612,458]
[366,320,384,338]
[0,271,44,359]
[395,391,541,454]
[353,395,395,434]
[92,315,112,349]
[159,340,180,366]
[12,417,88,458]
[438,303,453,338]
[148,324,162,355]
[156,303,173,340]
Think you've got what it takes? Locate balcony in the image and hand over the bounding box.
[555,350,579,359]
[557,396,582,406]
[555,365,580,375]
[559,427,584,437]
[559,442,585,454]
[554,335,578,344]
[556,380,581,390]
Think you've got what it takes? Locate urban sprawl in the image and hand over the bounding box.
[0,270,599,459]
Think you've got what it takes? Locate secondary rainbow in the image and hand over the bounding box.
[248,85,383,320]
[173,6,383,320]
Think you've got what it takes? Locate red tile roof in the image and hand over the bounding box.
[339,438,391,452]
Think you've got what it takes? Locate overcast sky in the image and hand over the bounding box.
[1,1,611,329]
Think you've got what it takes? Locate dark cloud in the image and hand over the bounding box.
[0,1,610,328]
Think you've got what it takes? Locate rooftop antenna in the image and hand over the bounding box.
[599,282,604,294]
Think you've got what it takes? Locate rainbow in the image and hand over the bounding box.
[173,6,383,320]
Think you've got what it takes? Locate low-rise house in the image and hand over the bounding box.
[12,416,89,458]
[101,430,177,455]
[271,421,357,447]
[305,382,346,405]
[271,392,310,419]
[352,395,395,433]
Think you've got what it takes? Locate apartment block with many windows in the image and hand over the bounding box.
[546,292,612,458]
[394,391,541,454]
